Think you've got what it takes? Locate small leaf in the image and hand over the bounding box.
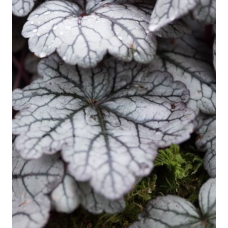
[199,178,216,226]
[129,195,200,227]
[193,0,216,24]
[155,19,192,39]
[22,0,157,68]
[149,0,198,32]
[130,178,216,228]
[12,54,194,199]
[51,175,80,213]
[12,0,35,17]
[149,35,216,115]
[196,115,216,177]
[76,180,126,214]
[12,147,64,228]
[51,174,126,214]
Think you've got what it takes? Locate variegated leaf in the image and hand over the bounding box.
[12,54,194,199]
[196,115,216,177]
[154,19,191,39]
[12,147,64,228]
[51,174,125,214]
[193,0,216,24]
[51,175,80,213]
[199,178,216,226]
[149,0,198,32]
[12,0,35,17]
[129,195,201,228]
[130,178,216,228]
[76,180,126,214]
[149,35,216,115]
[22,0,157,68]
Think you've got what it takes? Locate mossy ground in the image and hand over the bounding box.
[45,137,208,228]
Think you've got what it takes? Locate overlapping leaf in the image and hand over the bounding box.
[196,115,216,177]
[154,19,191,39]
[65,0,155,12]
[12,0,35,17]
[22,0,157,68]
[129,178,216,228]
[51,174,125,214]
[51,175,80,213]
[149,0,198,32]
[193,0,216,24]
[198,178,216,226]
[184,16,206,41]
[12,54,194,199]
[12,147,64,228]
[25,53,40,74]
[149,35,216,115]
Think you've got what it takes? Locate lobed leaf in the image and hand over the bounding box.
[129,178,216,228]
[51,174,125,214]
[22,0,157,68]
[198,178,216,226]
[12,54,194,199]
[196,115,216,177]
[12,147,64,228]
[193,0,216,24]
[12,0,35,17]
[154,19,192,39]
[149,35,216,115]
[129,195,201,228]
[149,0,198,32]
[51,174,80,213]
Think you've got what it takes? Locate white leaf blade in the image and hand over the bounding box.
[149,36,216,115]
[13,195,51,228]
[51,175,80,213]
[204,149,216,178]
[12,0,35,17]
[13,54,194,199]
[76,181,125,214]
[199,178,216,226]
[130,180,216,227]
[193,0,216,24]
[149,0,198,32]
[129,195,200,228]
[51,174,126,214]
[12,147,64,228]
[22,0,157,68]
[196,115,216,177]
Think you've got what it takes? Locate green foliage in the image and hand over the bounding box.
[45,143,208,228]
[153,144,207,203]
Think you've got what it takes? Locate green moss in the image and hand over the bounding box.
[45,143,208,228]
[152,144,207,203]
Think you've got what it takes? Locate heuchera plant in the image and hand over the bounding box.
[12,0,216,227]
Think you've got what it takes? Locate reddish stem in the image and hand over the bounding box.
[12,50,30,89]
